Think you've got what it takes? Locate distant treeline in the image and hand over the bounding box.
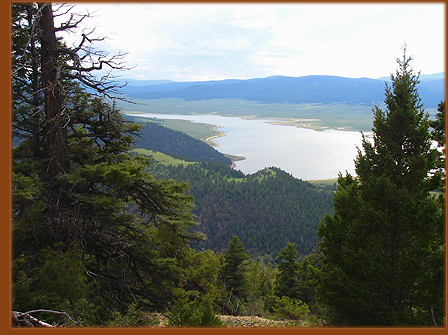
[146,161,335,262]
[125,116,232,166]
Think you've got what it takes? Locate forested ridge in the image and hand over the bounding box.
[144,161,334,260]
[123,114,334,260]
[123,115,232,165]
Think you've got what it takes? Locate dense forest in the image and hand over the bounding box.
[124,114,335,261]
[11,3,445,328]
[123,115,232,165]
[144,161,334,260]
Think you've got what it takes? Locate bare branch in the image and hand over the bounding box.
[73,29,103,52]
[55,13,88,32]
[53,4,88,32]
[25,309,77,324]
[52,3,74,17]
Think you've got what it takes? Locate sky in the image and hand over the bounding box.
[58,2,445,82]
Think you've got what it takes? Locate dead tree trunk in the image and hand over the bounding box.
[26,6,42,157]
[12,311,53,327]
[12,309,77,327]
[39,3,70,176]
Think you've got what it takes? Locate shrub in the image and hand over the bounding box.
[167,288,222,327]
[107,303,158,327]
[273,296,310,321]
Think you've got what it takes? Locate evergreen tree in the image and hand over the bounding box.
[12,3,202,321]
[294,249,322,308]
[275,242,300,299]
[317,47,444,326]
[220,235,249,299]
[430,101,445,192]
[244,259,276,316]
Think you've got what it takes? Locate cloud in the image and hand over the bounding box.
[57,3,444,81]
[228,5,279,30]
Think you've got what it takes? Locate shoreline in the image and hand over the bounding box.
[120,110,356,132]
[122,111,362,180]
[202,125,225,147]
[120,111,371,132]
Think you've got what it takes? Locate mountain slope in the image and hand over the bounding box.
[146,161,335,260]
[121,74,444,107]
[126,116,232,165]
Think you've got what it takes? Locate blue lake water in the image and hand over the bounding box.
[129,113,371,180]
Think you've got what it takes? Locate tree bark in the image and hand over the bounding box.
[39,3,70,176]
[27,6,42,157]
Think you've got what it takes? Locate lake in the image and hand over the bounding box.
[128,113,371,180]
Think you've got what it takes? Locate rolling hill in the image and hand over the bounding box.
[120,74,445,108]
[124,115,232,166]
[145,161,335,261]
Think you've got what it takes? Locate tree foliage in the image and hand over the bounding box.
[12,3,202,321]
[145,161,335,259]
[166,287,223,327]
[13,4,443,327]
[220,235,250,299]
[275,243,300,299]
[272,296,310,321]
[430,101,446,192]
[317,47,445,326]
[126,117,232,165]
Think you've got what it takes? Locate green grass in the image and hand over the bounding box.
[126,115,223,145]
[120,98,438,133]
[119,98,377,132]
[307,178,338,186]
[225,154,246,162]
[132,148,197,167]
[133,148,247,183]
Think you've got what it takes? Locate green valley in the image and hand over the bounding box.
[119,97,379,132]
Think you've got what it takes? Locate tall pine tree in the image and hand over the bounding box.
[317,46,444,326]
[430,101,446,193]
[12,3,202,321]
[275,242,300,299]
[220,235,249,299]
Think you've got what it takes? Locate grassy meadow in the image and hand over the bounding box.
[132,148,197,167]
[126,115,223,145]
[119,97,378,132]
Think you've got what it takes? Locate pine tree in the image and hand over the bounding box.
[275,242,300,299]
[220,235,249,299]
[317,47,444,326]
[430,101,445,192]
[12,3,202,319]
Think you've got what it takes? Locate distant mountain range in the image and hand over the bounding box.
[120,73,445,108]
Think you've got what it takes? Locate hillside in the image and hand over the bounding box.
[145,160,335,261]
[127,114,336,260]
[121,74,444,108]
[125,115,232,166]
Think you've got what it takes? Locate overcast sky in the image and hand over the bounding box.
[59,3,445,82]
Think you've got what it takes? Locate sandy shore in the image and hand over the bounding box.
[203,125,225,146]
